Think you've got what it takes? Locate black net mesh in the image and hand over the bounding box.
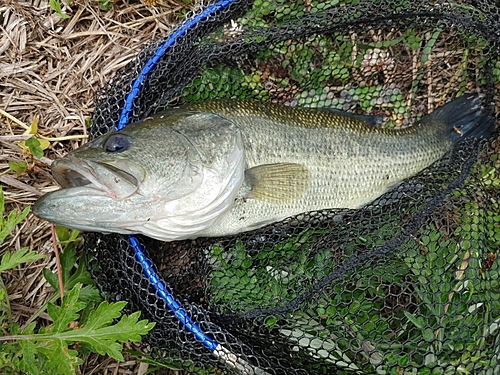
[86,0,500,373]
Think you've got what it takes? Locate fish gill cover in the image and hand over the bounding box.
[86,0,500,374]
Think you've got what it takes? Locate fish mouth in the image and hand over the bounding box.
[51,156,142,200]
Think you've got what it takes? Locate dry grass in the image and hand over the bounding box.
[0,0,193,373]
[1,1,499,374]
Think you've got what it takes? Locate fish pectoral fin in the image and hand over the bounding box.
[244,163,310,203]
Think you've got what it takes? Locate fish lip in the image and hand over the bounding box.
[51,156,140,199]
[52,156,108,190]
[33,186,115,229]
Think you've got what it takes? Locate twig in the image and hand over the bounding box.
[0,108,29,130]
[39,134,88,142]
[51,224,64,301]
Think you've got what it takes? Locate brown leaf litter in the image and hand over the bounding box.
[0,0,192,373]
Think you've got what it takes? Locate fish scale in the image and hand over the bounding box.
[184,100,452,236]
[33,94,494,241]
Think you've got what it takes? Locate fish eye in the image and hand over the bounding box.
[104,134,131,153]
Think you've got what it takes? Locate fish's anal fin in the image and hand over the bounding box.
[244,163,310,203]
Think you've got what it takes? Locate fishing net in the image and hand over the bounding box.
[86,0,500,374]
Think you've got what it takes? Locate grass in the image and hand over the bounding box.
[205,149,500,373]
[1,0,499,374]
[0,1,192,374]
[0,187,155,374]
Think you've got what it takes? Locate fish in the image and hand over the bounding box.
[33,93,495,241]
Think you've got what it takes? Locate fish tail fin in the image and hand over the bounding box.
[424,93,496,143]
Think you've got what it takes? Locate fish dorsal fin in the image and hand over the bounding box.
[318,107,385,127]
[244,163,310,203]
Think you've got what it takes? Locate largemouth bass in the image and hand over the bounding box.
[34,93,494,241]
